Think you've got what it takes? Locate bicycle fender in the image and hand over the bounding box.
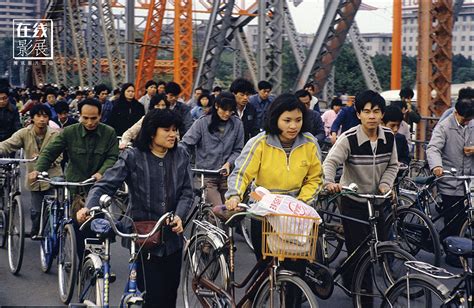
[383,273,450,303]
[85,253,103,270]
[187,232,225,250]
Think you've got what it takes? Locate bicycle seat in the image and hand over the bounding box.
[91,218,115,239]
[413,175,436,185]
[212,205,245,227]
[443,236,474,258]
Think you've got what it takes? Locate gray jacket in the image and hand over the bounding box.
[85,145,193,256]
[426,114,474,196]
[180,114,244,170]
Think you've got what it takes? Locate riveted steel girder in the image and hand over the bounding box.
[195,0,235,91]
[282,0,306,71]
[174,0,194,100]
[235,28,258,85]
[88,0,102,87]
[294,0,361,96]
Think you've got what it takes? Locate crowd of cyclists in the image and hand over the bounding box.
[0,76,473,307]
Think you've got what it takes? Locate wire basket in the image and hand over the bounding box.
[262,213,321,261]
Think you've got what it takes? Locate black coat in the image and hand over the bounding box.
[241,103,260,143]
[107,99,145,137]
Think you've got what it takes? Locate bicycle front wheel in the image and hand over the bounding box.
[58,223,78,304]
[7,195,24,275]
[253,273,319,308]
[40,212,54,273]
[0,209,6,248]
[382,274,458,308]
[352,245,415,308]
[78,256,104,306]
[182,233,229,308]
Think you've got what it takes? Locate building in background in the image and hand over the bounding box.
[0,0,46,37]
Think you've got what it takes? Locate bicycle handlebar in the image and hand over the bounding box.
[0,156,38,163]
[341,183,392,199]
[191,168,227,176]
[36,172,96,187]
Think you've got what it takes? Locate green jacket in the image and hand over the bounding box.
[35,123,119,182]
[0,125,62,191]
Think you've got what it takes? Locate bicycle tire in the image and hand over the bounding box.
[385,205,441,266]
[352,244,415,308]
[182,233,229,308]
[253,273,319,308]
[7,195,24,275]
[317,228,344,265]
[381,274,458,308]
[190,205,222,237]
[78,256,104,306]
[239,215,254,251]
[0,209,6,248]
[40,212,54,273]
[58,223,78,304]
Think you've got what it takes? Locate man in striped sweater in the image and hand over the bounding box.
[323,90,398,306]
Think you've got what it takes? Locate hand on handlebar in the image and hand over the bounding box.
[225,196,240,210]
[92,172,102,181]
[325,182,342,194]
[169,215,183,234]
[433,167,443,177]
[76,207,91,224]
[220,162,231,176]
[28,170,40,183]
[378,183,391,194]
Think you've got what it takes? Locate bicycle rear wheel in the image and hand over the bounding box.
[7,195,24,275]
[78,256,104,306]
[0,209,6,248]
[40,211,55,273]
[352,245,415,308]
[385,206,441,266]
[382,274,458,308]
[182,233,229,308]
[253,273,319,308]
[58,223,78,304]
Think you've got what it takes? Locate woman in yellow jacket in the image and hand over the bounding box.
[225,93,323,265]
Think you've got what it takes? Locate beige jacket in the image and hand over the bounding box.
[120,116,144,145]
[0,125,63,191]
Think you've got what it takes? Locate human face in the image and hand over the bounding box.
[124,86,135,101]
[357,103,383,132]
[33,113,49,129]
[384,121,400,134]
[147,85,157,96]
[155,100,167,110]
[298,95,311,110]
[334,105,342,113]
[216,105,234,121]
[199,97,209,107]
[454,110,474,126]
[258,88,271,100]
[0,93,8,108]
[277,109,303,143]
[305,86,315,96]
[194,89,202,99]
[98,90,108,103]
[157,84,165,94]
[87,90,95,99]
[80,104,101,131]
[152,125,178,151]
[58,111,68,124]
[46,94,56,105]
[166,93,178,105]
[234,92,250,109]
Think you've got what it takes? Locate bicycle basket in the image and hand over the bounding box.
[262,213,320,261]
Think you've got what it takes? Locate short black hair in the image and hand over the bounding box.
[113,88,120,96]
[145,80,158,89]
[258,80,272,91]
[294,89,311,100]
[120,83,135,100]
[54,101,70,114]
[165,82,181,96]
[78,98,102,114]
[0,87,9,95]
[303,82,315,91]
[194,87,203,92]
[455,97,474,118]
[135,109,182,151]
[390,100,407,110]
[212,86,222,92]
[457,87,474,101]
[331,97,343,108]
[399,87,414,100]
[149,93,169,110]
[157,80,166,87]
[44,87,57,97]
[30,104,51,119]
[354,90,386,114]
[264,93,310,135]
[208,92,236,133]
[382,106,404,123]
[197,92,213,107]
[94,84,110,95]
[229,78,255,95]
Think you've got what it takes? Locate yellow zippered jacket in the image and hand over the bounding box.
[225,132,323,204]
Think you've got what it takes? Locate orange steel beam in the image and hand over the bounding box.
[173,0,193,100]
[391,0,402,90]
[135,0,167,98]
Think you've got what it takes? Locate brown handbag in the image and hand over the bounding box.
[133,221,163,250]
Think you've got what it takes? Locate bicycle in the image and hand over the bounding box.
[35,172,96,304]
[382,236,473,308]
[384,164,442,266]
[312,184,415,307]
[71,194,175,308]
[0,156,36,275]
[182,205,320,307]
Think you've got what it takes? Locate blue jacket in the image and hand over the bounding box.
[85,146,193,256]
[309,110,326,142]
[330,106,360,134]
[249,94,275,130]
